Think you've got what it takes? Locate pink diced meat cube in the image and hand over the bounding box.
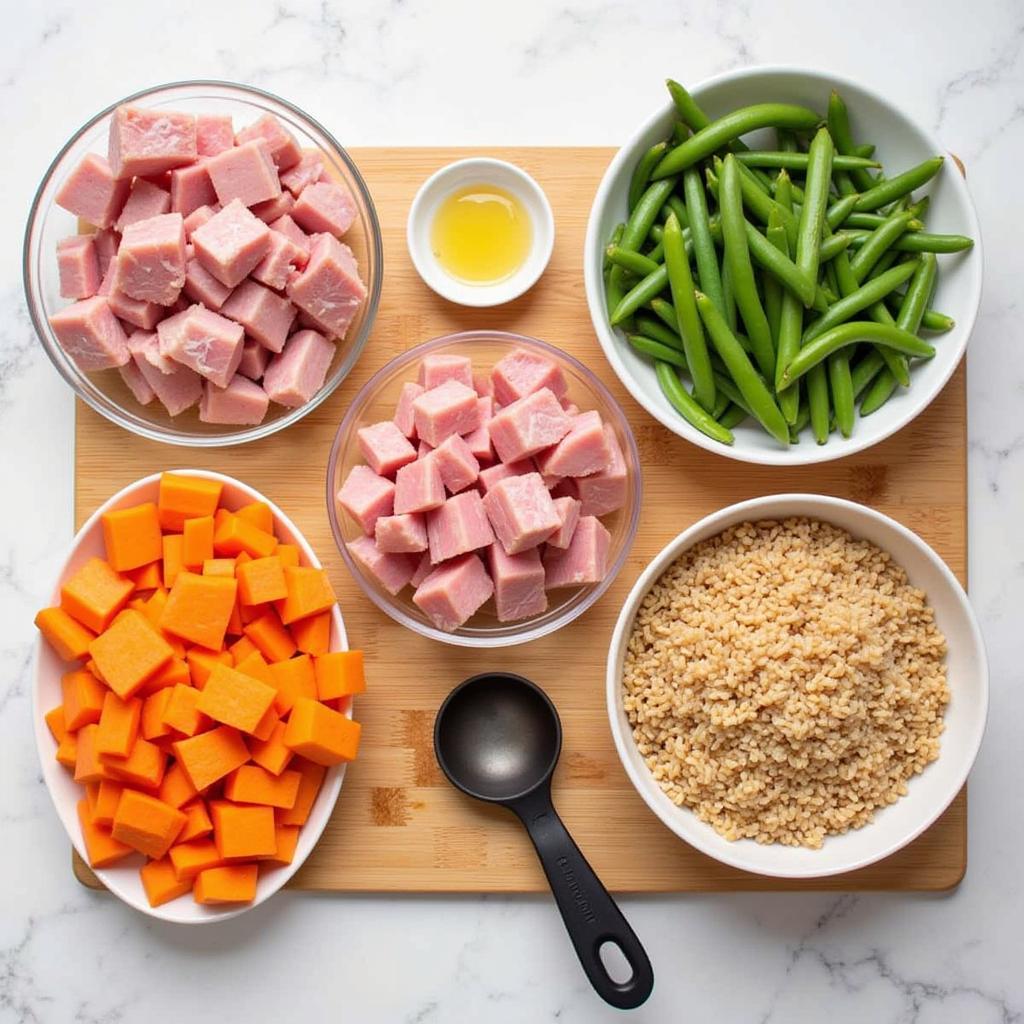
[346,535,418,596]
[102,262,165,330]
[482,472,560,555]
[534,410,612,478]
[57,235,101,300]
[196,114,234,157]
[491,348,567,406]
[93,229,118,277]
[280,153,324,197]
[426,491,495,564]
[199,375,269,425]
[412,380,481,447]
[463,396,495,462]
[54,154,130,229]
[191,199,271,288]
[543,516,611,588]
[183,204,218,239]
[431,434,480,494]
[118,357,155,405]
[108,105,197,180]
[413,553,494,633]
[546,496,582,549]
[394,457,445,516]
[238,337,270,381]
[337,464,396,536]
[357,421,418,478]
[268,214,311,258]
[410,551,433,588]
[156,304,244,388]
[205,139,281,207]
[182,258,232,310]
[477,459,534,494]
[488,388,572,464]
[128,331,202,416]
[374,513,428,554]
[235,114,302,171]
[473,372,494,398]
[575,425,628,517]
[488,544,547,622]
[169,161,217,217]
[291,181,357,237]
[115,178,171,232]
[250,191,295,225]
[418,354,473,390]
[393,382,424,439]
[286,234,366,339]
[219,280,296,353]
[251,229,307,290]
[48,296,129,371]
[262,329,335,407]
[112,213,187,306]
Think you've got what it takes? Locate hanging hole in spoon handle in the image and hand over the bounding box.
[512,788,654,1010]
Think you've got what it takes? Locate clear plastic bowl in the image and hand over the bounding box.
[23,80,382,447]
[326,331,642,648]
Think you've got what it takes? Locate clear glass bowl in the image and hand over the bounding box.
[23,80,382,446]
[326,331,643,648]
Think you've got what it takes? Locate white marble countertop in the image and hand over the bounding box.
[3,1,1023,1020]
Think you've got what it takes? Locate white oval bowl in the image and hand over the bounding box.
[584,65,983,466]
[32,470,349,923]
[606,494,988,878]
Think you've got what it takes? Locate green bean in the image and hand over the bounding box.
[736,151,880,171]
[610,264,669,324]
[849,210,921,283]
[920,309,955,332]
[789,400,812,442]
[621,178,677,252]
[844,229,973,255]
[827,90,880,193]
[774,168,793,211]
[802,261,918,344]
[664,79,743,141]
[655,361,734,444]
[828,353,855,437]
[795,127,834,288]
[718,403,748,429]
[604,224,624,270]
[654,103,821,179]
[681,168,723,317]
[720,254,738,333]
[778,129,799,153]
[853,143,876,159]
[764,210,786,347]
[843,196,929,230]
[774,249,803,424]
[664,212,716,412]
[648,297,680,333]
[671,121,689,145]
[605,265,632,330]
[605,245,660,278]
[860,368,899,415]
[779,321,936,386]
[849,350,886,398]
[720,155,776,379]
[635,315,684,351]
[663,194,690,231]
[819,232,853,263]
[629,334,687,369]
[825,193,859,231]
[742,221,823,308]
[867,249,901,281]
[895,252,938,334]
[628,142,667,213]
[711,388,731,420]
[865,299,911,386]
[645,240,665,263]
[695,291,789,444]
[852,156,944,212]
[712,371,754,416]
[806,366,831,443]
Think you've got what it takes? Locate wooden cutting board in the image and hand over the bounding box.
[73,147,967,893]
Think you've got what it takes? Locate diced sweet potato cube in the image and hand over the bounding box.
[60,557,133,634]
[196,664,277,734]
[158,473,223,530]
[142,687,174,741]
[169,838,223,881]
[102,502,163,572]
[101,735,167,789]
[162,684,210,738]
[224,764,301,809]
[162,533,184,589]
[177,799,213,843]
[314,651,365,701]
[140,856,193,907]
[276,758,325,826]
[289,610,330,656]
[193,863,258,904]
[213,512,278,559]
[160,571,238,651]
[263,824,300,865]
[173,725,250,791]
[36,607,96,662]
[283,698,360,766]
[89,609,174,699]
[158,759,200,810]
[243,608,297,662]
[249,719,294,776]
[91,780,124,828]
[275,566,336,625]
[45,705,67,743]
[77,798,132,868]
[111,788,187,859]
[73,723,114,784]
[236,555,287,605]
[182,515,215,569]
[185,647,232,688]
[61,668,106,731]
[210,800,276,858]
[95,691,142,758]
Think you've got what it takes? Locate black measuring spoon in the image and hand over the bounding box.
[433,672,654,1010]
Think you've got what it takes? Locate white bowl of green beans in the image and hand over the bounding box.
[584,66,982,465]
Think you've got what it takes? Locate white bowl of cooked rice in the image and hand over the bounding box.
[607,494,987,879]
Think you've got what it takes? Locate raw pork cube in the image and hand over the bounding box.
[54,154,130,229]
[426,491,494,564]
[491,348,567,406]
[108,105,197,179]
[346,535,417,596]
[483,473,560,555]
[251,191,295,225]
[182,258,232,310]
[48,296,129,371]
[473,372,494,398]
[432,434,480,494]
[235,113,302,171]
[238,337,270,381]
[118,358,155,405]
[251,230,306,290]
[199,375,269,425]
[170,162,216,217]
[115,178,171,232]
[280,153,324,196]
[412,380,481,447]
[220,280,296,353]
[113,213,187,306]
[477,459,534,494]
[418,353,473,390]
[394,457,445,516]
[413,554,494,632]
[196,113,235,157]
[417,440,434,459]
[286,234,366,339]
[410,551,433,588]
[268,214,311,258]
[101,261,165,330]
[206,139,281,207]
[336,464,395,536]
[191,200,270,287]
[546,496,582,549]
[57,235,100,299]
[156,304,244,387]
[129,331,202,416]
[534,410,611,479]
[463,396,495,462]
[543,516,611,588]
[374,513,428,554]
[575,425,628,517]
[183,204,218,239]
[357,421,418,478]
[488,544,546,622]
[393,382,424,439]
[262,329,334,407]
[561,401,580,417]
[488,388,572,464]
[291,181,357,237]
[93,229,119,278]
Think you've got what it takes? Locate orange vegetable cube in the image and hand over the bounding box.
[91,780,124,827]
[62,668,107,731]
[213,512,278,559]
[242,608,296,662]
[229,635,258,663]
[140,588,186,658]
[193,863,258,904]
[234,549,253,568]
[203,557,236,578]
[111,789,187,859]
[74,723,114,784]
[140,857,192,907]
[284,698,360,766]
[160,572,237,651]
[101,502,163,571]
[236,555,287,605]
[126,560,163,592]
[102,735,167,789]
[177,799,213,843]
[142,688,174,740]
[56,731,79,769]
[44,705,67,743]
[236,501,274,533]
[250,719,294,776]
[186,647,233,689]
[35,607,95,662]
[60,556,133,633]
[277,758,325,826]
[275,543,300,568]
[158,473,223,531]
[224,764,301,809]
[138,657,190,696]
[77,798,132,868]
[233,649,274,687]
[169,838,223,880]
[252,703,280,742]
[182,515,215,569]
[173,726,250,791]
[226,600,244,638]
[162,534,185,589]
[210,801,276,858]
[290,610,331,656]
[158,759,199,808]
[275,566,336,625]
[95,691,142,758]
[161,684,210,737]
[267,654,317,714]
[89,609,174,699]
[262,824,300,865]
[314,651,366,701]
[196,664,276,734]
